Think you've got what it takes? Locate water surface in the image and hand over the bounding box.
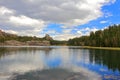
[0,46,120,80]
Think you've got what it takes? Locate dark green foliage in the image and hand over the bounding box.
[15,36,44,42]
[50,40,67,45]
[0,35,44,43]
[89,49,120,71]
[68,24,120,47]
[68,36,89,46]
[0,36,5,42]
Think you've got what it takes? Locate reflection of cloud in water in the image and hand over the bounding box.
[0,52,45,80]
[0,46,102,80]
[72,66,101,80]
[10,68,101,80]
[70,49,90,64]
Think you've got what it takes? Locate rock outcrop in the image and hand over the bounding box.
[43,34,53,41]
[4,40,26,46]
[0,30,17,38]
[26,40,50,46]
[2,40,50,46]
[0,30,51,46]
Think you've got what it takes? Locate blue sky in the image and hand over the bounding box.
[0,0,119,40]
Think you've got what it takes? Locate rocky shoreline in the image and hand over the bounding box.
[0,30,53,46]
[0,40,50,46]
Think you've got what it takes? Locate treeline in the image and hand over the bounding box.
[1,24,120,46]
[0,35,44,43]
[0,30,67,45]
[68,24,120,47]
[50,40,67,45]
[89,49,120,71]
[0,30,47,43]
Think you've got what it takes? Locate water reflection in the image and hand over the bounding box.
[89,49,120,71]
[89,49,120,79]
[0,46,120,80]
[0,47,52,58]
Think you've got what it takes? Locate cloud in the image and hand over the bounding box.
[107,0,116,4]
[0,6,15,23]
[104,11,113,18]
[53,28,82,40]
[100,20,108,24]
[76,27,98,32]
[0,6,14,15]
[44,30,56,34]
[4,30,18,34]
[9,15,45,28]
[62,29,72,34]
[53,27,98,40]
[53,34,82,40]
[0,0,113,26]
[0,0,116,40]
[111,0,116,3]
[76,27,98,36]
[0,6,46,37]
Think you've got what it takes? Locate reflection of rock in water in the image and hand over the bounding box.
[10,69,89,80]
[0,47,53,58]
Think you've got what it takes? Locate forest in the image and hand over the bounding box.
[68,24,120,47]
[0,24,120,47]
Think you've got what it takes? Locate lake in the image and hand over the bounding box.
[0,46,120,80]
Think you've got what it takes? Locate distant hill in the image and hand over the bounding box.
[0,30,17,42]
[0,30,52,46]
[0,30,17,37]
[43,34,53,41]
[0,30,68,46]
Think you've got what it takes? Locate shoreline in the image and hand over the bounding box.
[0,45,120,50]
[81,46,120,50]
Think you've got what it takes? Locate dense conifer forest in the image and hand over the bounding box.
[68,24,120,47]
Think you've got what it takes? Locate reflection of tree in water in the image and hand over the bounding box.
[0,47,7,58]
[0,47,53,59]
[89,49,120,71]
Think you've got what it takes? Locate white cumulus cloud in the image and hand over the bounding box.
[100,20,108,24]
[9,15,45,27]
[0,6,14,15]
[0,0,116,40]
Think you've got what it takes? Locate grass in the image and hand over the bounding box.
[81,46,120,51]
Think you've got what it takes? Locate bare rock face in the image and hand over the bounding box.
[4,40,26,46]
[0,30,4,37]
[44,34,53,41]
[3,40,50,46]
[0,30,51,46]
[0,30,17,38]
[0,30,2,33]
[26,40,50,46]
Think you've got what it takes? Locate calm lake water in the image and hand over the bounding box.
[0,46,120,80]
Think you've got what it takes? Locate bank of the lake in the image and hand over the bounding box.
[81,46,120,50]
